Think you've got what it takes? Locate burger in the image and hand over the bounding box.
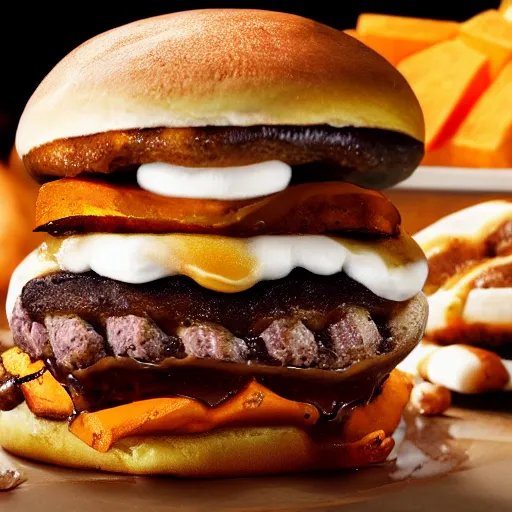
[401,201,512,396]
[0,9,428,477]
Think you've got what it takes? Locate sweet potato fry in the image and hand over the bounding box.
[1,348,73,420]
[340,369,413,443]
[460,10,512,78]
[313,430,394,470]
[398,39,490,150]
[70,380,319,453]
[355,14,459,65]
[449,61,512,168]
[343,29,361,40]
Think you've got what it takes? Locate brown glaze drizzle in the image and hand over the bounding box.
[64,343,408,427]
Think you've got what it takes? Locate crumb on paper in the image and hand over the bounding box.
[410,382,452,416]
[0,449,26,491]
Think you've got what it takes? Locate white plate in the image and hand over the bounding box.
[394,166,512,192]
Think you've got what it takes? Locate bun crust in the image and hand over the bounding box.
[0,403,393,477]
[16,9,424,157]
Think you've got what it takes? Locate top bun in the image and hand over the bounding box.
[16,9,424,157]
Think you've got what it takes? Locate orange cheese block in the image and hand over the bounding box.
[460,10,512,78]
[1,347,73,420]
[355,14,459,65]
[398,39,490,151]
[449,61,512,168]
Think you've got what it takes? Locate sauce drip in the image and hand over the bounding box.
[64,355,398,431]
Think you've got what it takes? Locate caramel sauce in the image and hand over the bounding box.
[336,228,425,268]
[170,235,258,292]
[39,238,61,263]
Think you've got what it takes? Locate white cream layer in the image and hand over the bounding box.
[6,233,428,321]
[136,161,292,200]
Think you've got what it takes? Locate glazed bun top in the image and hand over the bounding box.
[16,9,424,157]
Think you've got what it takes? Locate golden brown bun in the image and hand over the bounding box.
[0,403,393,477]
[16,9,424,157]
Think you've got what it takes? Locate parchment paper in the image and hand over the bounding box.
[1,393,511,511]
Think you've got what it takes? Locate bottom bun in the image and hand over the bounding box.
[0,403,393,477]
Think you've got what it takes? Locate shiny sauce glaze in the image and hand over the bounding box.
[60,342,411,433]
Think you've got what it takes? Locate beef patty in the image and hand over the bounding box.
[13,269,426,373]
[23,125,423,190]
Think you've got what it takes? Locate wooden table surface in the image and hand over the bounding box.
[386,188,512,235]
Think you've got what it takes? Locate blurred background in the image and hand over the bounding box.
[0,1,509,330]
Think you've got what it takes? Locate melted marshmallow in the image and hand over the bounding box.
[137,161,292,200]
[399,340,512,393]
[6,233,427,321]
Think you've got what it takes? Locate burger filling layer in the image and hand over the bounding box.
[34,179,402,237]
[7,231,427,320]
[2,163,427,459]
[8,269,426,417]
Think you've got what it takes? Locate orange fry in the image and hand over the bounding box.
[70,380,319,453]
[355,14,459,65]
[341,369,413,443]
[1,348,73,420]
